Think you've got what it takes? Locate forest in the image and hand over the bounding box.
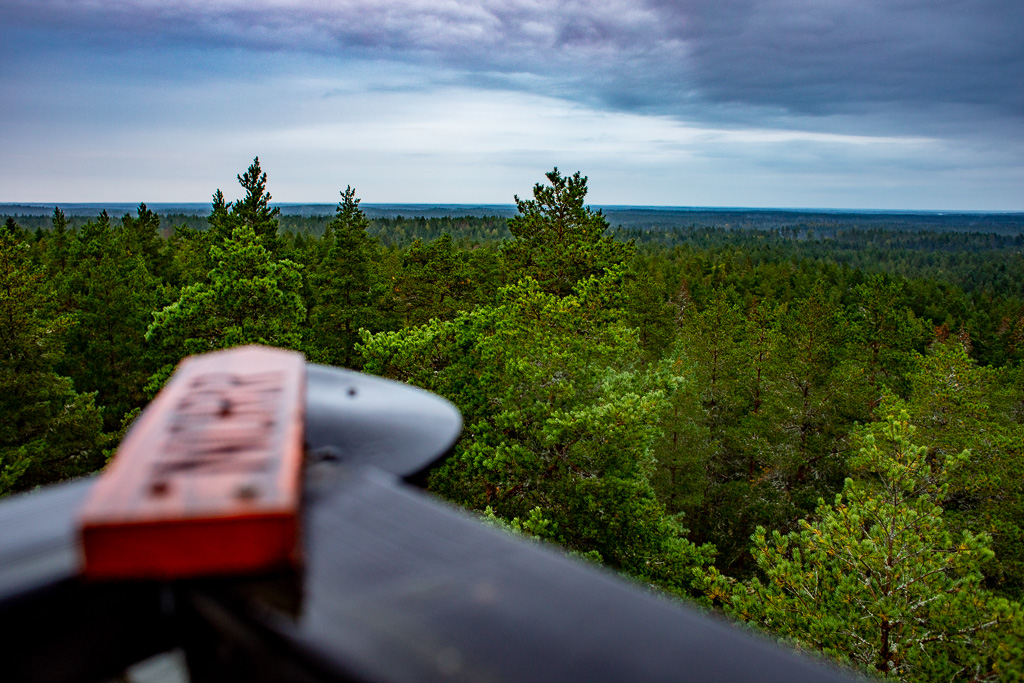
[3,158,1024,680]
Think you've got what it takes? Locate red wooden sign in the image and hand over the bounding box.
[79,346,306,579]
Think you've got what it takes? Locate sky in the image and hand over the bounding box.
[1,0,1022,210]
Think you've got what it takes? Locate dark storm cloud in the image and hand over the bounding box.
[2,0,1021,133]
[665,1,1024,119]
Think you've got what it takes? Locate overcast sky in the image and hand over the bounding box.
[2,1,1022,209]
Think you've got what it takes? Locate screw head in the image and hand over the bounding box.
[236,483,260,500]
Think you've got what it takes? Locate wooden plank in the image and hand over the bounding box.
[79,346,306,580]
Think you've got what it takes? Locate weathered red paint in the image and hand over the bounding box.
[79,346,306,579]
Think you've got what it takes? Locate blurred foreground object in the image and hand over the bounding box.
[0,346,854,682]
[80,347,306,580]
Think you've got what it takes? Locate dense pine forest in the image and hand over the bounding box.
[4,159,1024,680]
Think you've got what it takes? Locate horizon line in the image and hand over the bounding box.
[3,202,1023,216]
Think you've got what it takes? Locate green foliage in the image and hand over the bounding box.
[850,275,929,401]
[41,206,72,277]
[232,157,283,253]
[361,268,713,593]
[394,234,485,327]
[204,158,282,255]
[503,168,633,296]
[119,203,170,278]
[657,284,865,574]
[360,171,706,591]
[763,285,864,492]
[304,187,391,368]
[165,223,210,287]
[4,216,28,242]
[0,223,107,494]
[621,256,678,360]
[893,340,1024,600]
[207,188,235,245]
[703,414,1021,680]
[146,223,305,380]
[368,214,510,247]
[55,211,168,430]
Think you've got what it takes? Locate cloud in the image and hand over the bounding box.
[668,1,1024,118]
[5,71,994,208]
[1,1,662,57]
[1,0,1021,208]
[3,0,1020,136]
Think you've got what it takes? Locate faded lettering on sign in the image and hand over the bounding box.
[150,371,286,483]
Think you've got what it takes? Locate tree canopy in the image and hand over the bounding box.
[6,162,1024,680]
[502,168,632,296]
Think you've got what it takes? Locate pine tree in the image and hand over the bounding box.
[900,339,1024,599]
[622,256,677,360]
[850,274,927,404]
[146,223,305,386]
[758,287,863,510]
[166,223,211,288]
[703,413,1021,680]
[395,234,477,326]
[41,206,71,278]
[360,267,713,593]
[502,168,632,296]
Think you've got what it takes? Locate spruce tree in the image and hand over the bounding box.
[206,188,236,245]
[3,216,26,242]
[119,203,169,279]
[232,157,282,254]
[0,222,107,494]
[305,186,389,368]
[57,213,166,431]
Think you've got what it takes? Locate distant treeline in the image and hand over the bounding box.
[5,203,1023,236]
[620,226,1024,302]
[605,207,1024,234]
[3,211,512,247]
